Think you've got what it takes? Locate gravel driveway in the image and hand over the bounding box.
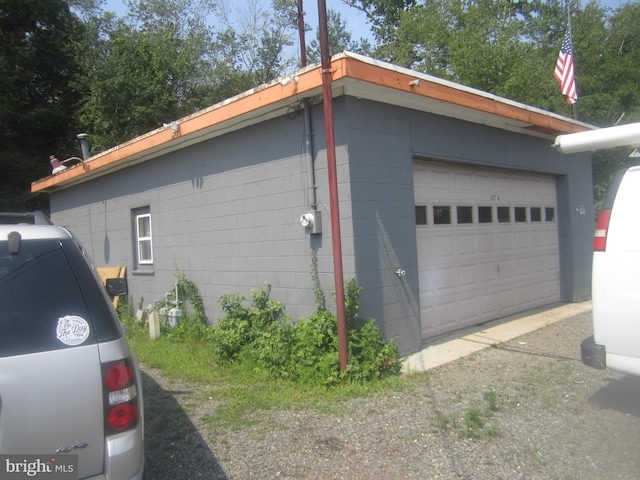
[141,311,640,479]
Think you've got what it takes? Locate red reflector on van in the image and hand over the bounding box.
[594,209,611,251]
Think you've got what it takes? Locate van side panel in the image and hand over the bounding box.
[593,167,640,376]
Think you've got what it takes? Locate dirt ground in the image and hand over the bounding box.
[141,311,640,479]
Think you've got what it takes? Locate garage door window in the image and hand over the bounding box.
[478,206,493,223]
[415,206,427,225]
[415,203,556,226]
[457,206,473,224]
[433,206,451,225]
[545,208,556,222]
[498,206,511,223]
[530,207,542,222]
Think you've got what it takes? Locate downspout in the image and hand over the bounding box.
[297,0,317,210]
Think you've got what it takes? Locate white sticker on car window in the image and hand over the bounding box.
[56,315,90,346]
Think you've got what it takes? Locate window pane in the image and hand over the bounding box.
[137,215,151,237]
[139,240,152,262]
[530,207,542,222]
[415,206,427,225]
[545,207,556,222]
[478,206,493,223]
[133,208,153,267]
[433,206,451,225]
[498,206,511,223]
[514,207,527,222]
[457,206,473,224]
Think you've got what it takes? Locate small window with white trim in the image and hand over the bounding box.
[133,207,153,267]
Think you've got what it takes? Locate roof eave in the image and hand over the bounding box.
[32,53,592,194]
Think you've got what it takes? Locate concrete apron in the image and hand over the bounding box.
[402,301,593,374]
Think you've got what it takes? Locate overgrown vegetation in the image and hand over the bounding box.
[121,277,402,387]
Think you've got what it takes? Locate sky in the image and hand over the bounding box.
[102,0,373,42]
[102,0,632,50]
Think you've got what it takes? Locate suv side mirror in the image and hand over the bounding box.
[105,278,128,297]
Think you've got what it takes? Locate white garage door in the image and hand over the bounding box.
[414,161,561,340]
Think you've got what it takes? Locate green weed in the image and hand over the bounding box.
[437,390,501,440]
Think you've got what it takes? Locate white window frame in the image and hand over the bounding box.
[135,212,153,265]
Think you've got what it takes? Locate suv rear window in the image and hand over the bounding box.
[0,239,98,357]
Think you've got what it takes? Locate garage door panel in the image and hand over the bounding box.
[498,259,515,278]
[531,255,545,273]
[435,300,458,327]
[459,297,479,321]
[515,231,531,249]
[458,234,478,256]
[545,256,560,273]
[479,293,498,316]
[415,161,561,341]
[479,262,498,283]
[433,235,456,258]
[417,268,434,296]
[497,232,514,250]
[478,232,497,253]
[459,265,478,287]
[546,229,559,247]
[499,289,516,310]
[516,258,531,275]
[435,267,457,293]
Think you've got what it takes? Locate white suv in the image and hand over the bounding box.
[582,166,640,376]
[0,212,144,479]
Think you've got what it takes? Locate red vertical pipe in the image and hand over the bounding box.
[317,0,348,371]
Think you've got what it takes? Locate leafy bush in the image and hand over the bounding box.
[164,314,213,343]
[209,280,402,385]
[211,285,288,362]
[122,276,403,386]
[118,296,148,339]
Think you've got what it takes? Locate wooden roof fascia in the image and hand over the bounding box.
[31,67,325,193]
[31,53,591,194]
[340,54,590,137]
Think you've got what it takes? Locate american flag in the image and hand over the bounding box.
[554,30,578,105]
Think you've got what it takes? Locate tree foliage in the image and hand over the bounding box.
[346,0,640,206]
[306,8,372,63]
[1,0,639,210]
[0,0,84,209]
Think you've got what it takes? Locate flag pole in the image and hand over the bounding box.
[566,0,578,120]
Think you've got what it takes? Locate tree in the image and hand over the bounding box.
[345,0,640,208]
[73,0,222,151]
[306,8,372,64]
[215,0,299,86]
[0,0,84,209]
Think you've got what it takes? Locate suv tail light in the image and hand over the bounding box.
[102,359,140,434]
[594,209,612,252]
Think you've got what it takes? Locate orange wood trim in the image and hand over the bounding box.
[342,57,588,135]
[32,55,586,193]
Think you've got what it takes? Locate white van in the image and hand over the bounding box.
[581,166,640,375]
[553,122,640,376]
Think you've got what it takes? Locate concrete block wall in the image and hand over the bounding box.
[52,112,335,323]
[50,94,594,358]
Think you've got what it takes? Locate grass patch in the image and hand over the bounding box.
[436,390,501,440]
[131,334,407,431]
[124,279,406,431]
